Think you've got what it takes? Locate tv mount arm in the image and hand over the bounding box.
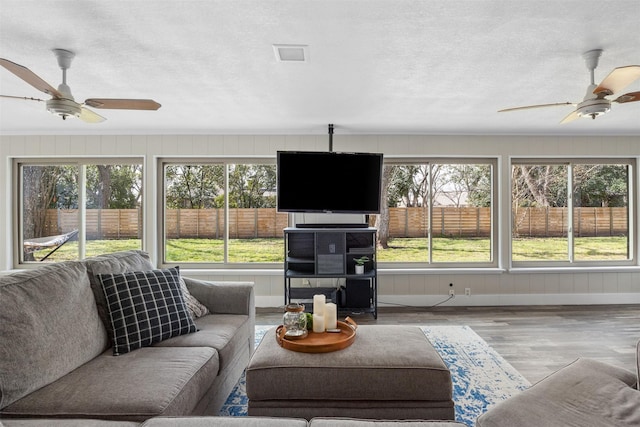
[328,123,334,152]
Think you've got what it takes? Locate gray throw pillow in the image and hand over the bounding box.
[97,266,197,355]
[178,275,210,318]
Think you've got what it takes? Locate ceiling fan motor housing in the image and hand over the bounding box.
[46,98,81,120]
[47,78,81,119]
[576,98,610,119]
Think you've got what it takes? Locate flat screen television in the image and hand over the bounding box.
[277,151,383,214]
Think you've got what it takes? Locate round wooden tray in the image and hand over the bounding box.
[275,317,358,353]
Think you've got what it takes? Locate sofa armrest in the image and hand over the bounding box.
[637,339,640,390]
[476,358,639,427]
[183,277,255,317]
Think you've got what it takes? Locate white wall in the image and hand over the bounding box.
[1,133,639,307]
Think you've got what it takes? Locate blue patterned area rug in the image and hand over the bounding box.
[220,325,530,427]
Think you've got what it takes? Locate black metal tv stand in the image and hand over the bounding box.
[284,227,377,318]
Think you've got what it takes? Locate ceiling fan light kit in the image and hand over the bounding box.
[575,98,611,120]
[498,49,640,124]
[0,48,161,123]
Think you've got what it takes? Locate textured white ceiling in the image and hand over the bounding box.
[1,0,639,136]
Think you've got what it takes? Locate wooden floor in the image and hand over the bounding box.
[256,304,640,384]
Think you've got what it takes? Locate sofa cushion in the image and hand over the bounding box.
[141,416,308,426]
[97,267,197,355]
[310,419,467,427]
[0,420,139,427]
[0,346,219,421]
[85,250,156,339]
[0,261,109,409]
[476,358,640,427]
[154,313,251,372]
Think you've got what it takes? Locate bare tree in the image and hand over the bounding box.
[22,166,65,260]
[96,165,112,209]
[375,165,395,249]
[518,165,556,207]
[22,166,61,239]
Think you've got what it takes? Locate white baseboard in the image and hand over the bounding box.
[255,293,640,308]
[378,293,640,307]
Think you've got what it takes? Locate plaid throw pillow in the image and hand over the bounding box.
[97,267,197,355]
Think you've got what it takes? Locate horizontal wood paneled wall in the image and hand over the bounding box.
[1,134,639,306]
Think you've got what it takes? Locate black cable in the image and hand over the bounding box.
[377,295,455,310]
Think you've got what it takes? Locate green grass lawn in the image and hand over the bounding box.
[376,237,492,262]
[27,239,142,262]
[29,236,628,263]
[512,236,629,261]
[165,238,285,263]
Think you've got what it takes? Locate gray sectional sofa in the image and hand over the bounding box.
[3,249,640,426]
[0,250,255,422]
[0,417,467,426]
[476,355,640,426]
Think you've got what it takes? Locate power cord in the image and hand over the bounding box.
[377,294,455,310]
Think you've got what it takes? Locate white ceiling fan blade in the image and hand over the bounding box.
[593,65,640,95]
[498,102,575,113]
[559,109,580,124]
[79,106,106,123]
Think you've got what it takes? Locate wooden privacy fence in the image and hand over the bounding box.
[42,208,290,240]
[512,206,628,238]
[41,206,628,239]
[390,206,627,237]
[388,207,493,237]
[164,208,289,239]
[43,209,141,239]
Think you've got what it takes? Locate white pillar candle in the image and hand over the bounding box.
[312,313,325,333]
[313,294,325,316]
[324,302,337,330]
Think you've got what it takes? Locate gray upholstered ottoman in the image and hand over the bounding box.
[246,325,454,420]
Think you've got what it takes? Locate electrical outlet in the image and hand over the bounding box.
[449,289,455,296]
[465,288,471,296]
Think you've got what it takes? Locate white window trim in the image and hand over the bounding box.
[13,157,144,268]
[509,157,636,268]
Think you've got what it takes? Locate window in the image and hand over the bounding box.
[511,159,634,266]
[161,160,286,266]
[16,159,143,264]
[375,159,496,266]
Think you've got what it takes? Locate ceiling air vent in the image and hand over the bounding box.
[273,44,309,62]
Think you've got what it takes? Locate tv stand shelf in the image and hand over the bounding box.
[284,227,377,319]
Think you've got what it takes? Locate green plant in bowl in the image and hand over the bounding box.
[305,312,313,330]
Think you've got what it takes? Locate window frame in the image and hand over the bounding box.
[377,157,499,269]
[158,157,282,269]
[158,156,499,270]
[510,157,636,268]
[13,157,144,268]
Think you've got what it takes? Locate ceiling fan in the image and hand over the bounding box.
[498,49,640,124]
[0,49,161,123]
